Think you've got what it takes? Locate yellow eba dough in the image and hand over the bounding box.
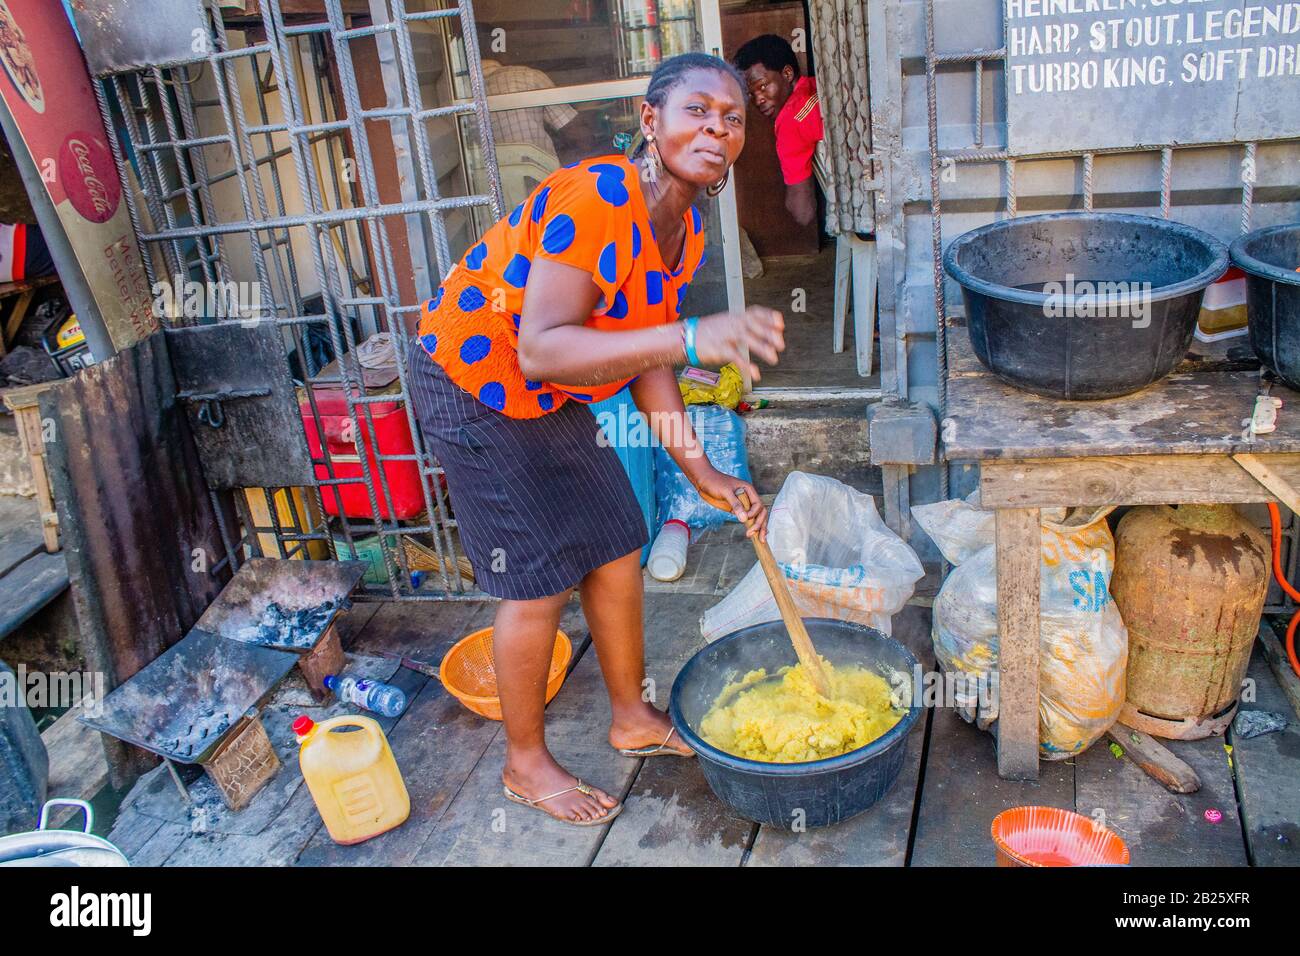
[699,661,905,763]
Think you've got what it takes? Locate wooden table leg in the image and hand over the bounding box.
[995,507,1040,780]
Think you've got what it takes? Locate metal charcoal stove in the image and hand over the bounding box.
[196,558,368,699]
[78,628,296,809]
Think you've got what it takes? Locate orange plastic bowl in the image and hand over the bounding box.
[439,627,571,721]
[991,806,1130,867]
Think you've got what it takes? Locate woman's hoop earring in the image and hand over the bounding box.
[644,135,662,185]
[706,168,729,197]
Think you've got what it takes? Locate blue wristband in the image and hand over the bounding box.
[683,316,701,367]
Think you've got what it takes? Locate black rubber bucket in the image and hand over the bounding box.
[668,619,920,829]
[944,212,1228,400]
[1230,223,1300,390]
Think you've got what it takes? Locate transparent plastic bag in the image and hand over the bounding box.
[701,472,924,640]
[653,405,751,530]
[913,499,1128,759]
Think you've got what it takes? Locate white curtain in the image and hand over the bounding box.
[808,0,875,235]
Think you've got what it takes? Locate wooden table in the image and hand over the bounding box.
[943,317,1300,780]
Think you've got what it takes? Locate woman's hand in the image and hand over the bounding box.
[694,469,768,540]
[692,306,785,382]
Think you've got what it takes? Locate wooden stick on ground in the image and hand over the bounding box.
[1106,724,1202,794]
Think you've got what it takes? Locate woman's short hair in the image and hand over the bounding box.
[733,34,800,79]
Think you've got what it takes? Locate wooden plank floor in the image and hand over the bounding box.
[107,528,1300,867]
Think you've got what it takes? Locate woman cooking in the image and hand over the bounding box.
[408,52,784,826]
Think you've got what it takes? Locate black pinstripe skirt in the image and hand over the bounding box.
[407,340,648,600]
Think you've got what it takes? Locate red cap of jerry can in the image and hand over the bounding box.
[292,715,315,737]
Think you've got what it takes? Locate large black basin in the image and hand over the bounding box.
[669,619,920,829]
[944,212,1228,400]
[1230,223,1300,391]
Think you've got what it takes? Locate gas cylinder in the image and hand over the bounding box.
[1110,504,1268,739]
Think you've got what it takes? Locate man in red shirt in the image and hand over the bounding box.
[735,34,824,227]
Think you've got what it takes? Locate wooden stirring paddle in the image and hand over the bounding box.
[702,487,833,698]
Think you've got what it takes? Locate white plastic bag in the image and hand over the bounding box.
[912,497,1128,759]
[700,472,924,641]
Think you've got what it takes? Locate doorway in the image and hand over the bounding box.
[721,0,877,389]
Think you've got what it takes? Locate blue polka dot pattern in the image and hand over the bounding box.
[598,242,618,283]
[542,214,575,254]
[466,242,488,270]
[503,253,530,288]
[605,291,629,319]
[530,187,550,224]
[458,285,486,312]
[414,156,711,419]
[589,162,629,207]
[460,334,491,364]
[479,381,506,410]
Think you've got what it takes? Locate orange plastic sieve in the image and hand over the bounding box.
[439,626,571,721]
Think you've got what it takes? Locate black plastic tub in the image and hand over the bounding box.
[1230,223,1300,391]
[669,619,920,829]
[944,212,1228,400]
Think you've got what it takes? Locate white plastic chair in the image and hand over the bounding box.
[816,154,877,377]
[494,142,560,216]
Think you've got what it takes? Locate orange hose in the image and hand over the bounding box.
[1266,503,1300,678]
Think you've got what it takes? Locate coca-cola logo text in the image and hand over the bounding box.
[58,132,121,224]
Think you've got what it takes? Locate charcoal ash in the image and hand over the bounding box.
[235,596,351,649]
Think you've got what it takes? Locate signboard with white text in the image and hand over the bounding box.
[1005,0,1300,154]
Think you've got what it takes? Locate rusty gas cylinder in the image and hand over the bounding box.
[1111,504,1268,738]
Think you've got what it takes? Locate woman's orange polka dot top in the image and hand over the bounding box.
[415,155,707,419]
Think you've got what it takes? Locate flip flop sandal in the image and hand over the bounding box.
[501,779,624,827]
[617,726,695,758]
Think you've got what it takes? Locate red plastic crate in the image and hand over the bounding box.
[301,387,424,520]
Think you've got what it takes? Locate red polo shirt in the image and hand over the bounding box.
[773,76,823,186]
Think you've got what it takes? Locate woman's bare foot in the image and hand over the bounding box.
[609,701,694,756]
[502,747,619,823]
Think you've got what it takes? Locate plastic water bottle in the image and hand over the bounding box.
[648,520,691,582]
[323,675,407,718]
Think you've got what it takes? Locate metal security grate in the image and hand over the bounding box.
[85,0,504,600]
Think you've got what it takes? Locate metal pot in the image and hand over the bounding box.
[0,799,129,867]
